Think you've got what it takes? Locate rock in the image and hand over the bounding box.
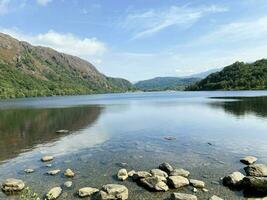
[47,169,61,175]
[64,181,72,188]
[132,171,152,181]
[164,136,176,140]
[45,187,62,200]
[170,168,190,177]
[117,162,128,167]
[150,169,168,178]
[245,164,267,177]
[41,156,54,162]
[202,188,209,192]
[127,170,136,177]
[209,195,223,200]
[1,178,25,192]
[98,184,128,200]
[168,176,189,188]
[189,179,205,188]
[140,176,169,192]
[241,156,257,165]
[170,192,197,200]
[243,176,267,193]
[117,169,128,181]
[46,164,52,167]
[192,188,198,193]
[24,168,34,173]
[78,187,99,197]
[223,171,245,188]
[56,129,69,134]
[159,162,174,174]
[64,169,75,177]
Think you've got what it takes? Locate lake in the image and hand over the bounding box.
[1,91,267,199]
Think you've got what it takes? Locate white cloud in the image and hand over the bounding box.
[36,0,53,6]
[1,29,107,60]
[123,5,228,39]
[0,0,10,15]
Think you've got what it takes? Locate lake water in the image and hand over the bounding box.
[1,91,267,200]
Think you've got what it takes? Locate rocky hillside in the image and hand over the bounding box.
[0,33,133,98]
[187,59,267,91]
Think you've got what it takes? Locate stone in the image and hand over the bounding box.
[243,176,267,193]
[127,170,136,177]
[47,169,61,175]
[117,169,128,181]
[245,164,267,177]
[140,176,169,192]
[209,195,224,200]
[46,164,52,167]
[170,168,190,177]
[241,156,257,165]
[132,171,152,181]
[1,178,25,192]
[98,184,128,200]
[223,171,245,188]
[168,176,189,188]
[190,179,205,188]
[193,188,198,193]
[56,129,69,134]
[202,188,209,192]
[64,169,75,177]
[24,168,34,173]
[159,162,174,174]
[164,136,176,140]
[150,169,168,178]
[64,181,72,188]
[41,156,54,162]
[78,187,99,197]
[170,192,197,200]
[45,187,62,200]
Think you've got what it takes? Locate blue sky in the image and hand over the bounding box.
[1,0,267,81]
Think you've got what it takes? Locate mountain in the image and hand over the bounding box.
[134,77,200,91]
[184,68,222,79]
[186,59,267,91]
[0,33,133,98]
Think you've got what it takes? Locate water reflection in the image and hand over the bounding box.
[0,106,103,162]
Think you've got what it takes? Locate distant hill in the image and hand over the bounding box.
[185,68,222,79]
[0,33,134,99]
[134,77,200,91]
[186,59,267,91]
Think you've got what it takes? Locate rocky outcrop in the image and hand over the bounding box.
[1,178,25,193]
[245,164,267,177]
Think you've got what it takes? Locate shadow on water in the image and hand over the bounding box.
[0,106,103,162]
[209,96,267,118]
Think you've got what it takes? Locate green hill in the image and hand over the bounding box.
[186,59,267,91]
[0,33,134,99]
[134,77,200,91]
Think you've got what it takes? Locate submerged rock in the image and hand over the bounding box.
[1,178,25,193]
[24,168,34,173]
[241,156,257,165]
[150,169,168,178]
[159,162,174,174]
[223,171,245,188]
[132,171,152,181]
[78,187,99,197]
[64,169,75,177]
[127,170,136,177]
[117,169,128,181]
[245,164,267,177]
[64,181,72,188]
[170,192,197,200]
[140,176,169,192]
[189,179,205,188]
[45,187,62,200]
[47,169,61,175]
[168,176,189,188]
[98,184,128,200]
[209,195,224,200]
[243,176,267,193]
[170,168,190,177]
[41,156,54,162]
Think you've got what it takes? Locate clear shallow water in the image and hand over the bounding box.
[0,91,267,199]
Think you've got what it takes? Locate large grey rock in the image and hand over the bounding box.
[159,162,174,174]
[41,156,54,162]
[132,171,152,181]
[64,169,75,177]
[1,178,25,192]
[45,187,62,200]
[170,168,190,177]
[170,192,197,200]
[223,171,245,188]
[150,169,168,178]
[98,184,128,200]
[168,176,189,188]
[245,164,267,177]
[241,156,257,165]
[243,176,267,193]
[117,169,128,181]
[140,176,169,192]
[209,195,224,200]
[78,187,99,197]
[189,179,205,188]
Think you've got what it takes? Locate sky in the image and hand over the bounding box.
[0,0,267,82]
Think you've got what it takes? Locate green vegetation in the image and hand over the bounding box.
[187,59,267,91]
[20,187,40,200]
[134,77,200,91]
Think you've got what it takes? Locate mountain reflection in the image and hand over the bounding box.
[210,96,267,118]
[0,106,103,162]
